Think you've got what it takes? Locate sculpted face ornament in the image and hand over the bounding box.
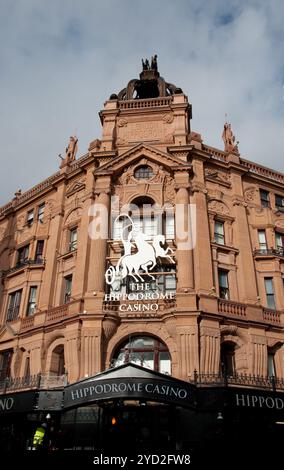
[105,214,174,286]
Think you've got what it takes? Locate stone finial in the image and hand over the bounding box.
[222,122,239,153]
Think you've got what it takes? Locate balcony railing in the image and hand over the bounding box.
[2,258,45,276]
[218,299,247,317]
[0,373,67,394]
[253,248,284,257]
[193,371,284,391]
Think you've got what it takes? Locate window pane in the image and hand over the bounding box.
[275,195,284,208]
[265,278,274,294]
[69,228,77,251]
[38,203,45,221]
[268,353,276,377]
[35,240,44,260]
[214,221,225,244]
[219,271,228,288]
[159,352,171,374]
[165,214,175,238]
[27,287,37,315]
[276,232,284,249]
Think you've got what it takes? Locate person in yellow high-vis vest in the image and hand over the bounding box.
[32,423,47,450]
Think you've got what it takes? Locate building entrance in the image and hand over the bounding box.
[100,402,175,453]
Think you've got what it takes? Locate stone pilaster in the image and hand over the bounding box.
[174,175,194,292]
[65,332,80,382]
[199,321,220,374]
[80,327,101,378]
[176,325,199,380]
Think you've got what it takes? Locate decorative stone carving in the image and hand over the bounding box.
[162,113,174,124]
[46,199,56,218]
[205,168,230,184]
[208,200,230,215]
[117,118,128,127]
[64,206,83,226]
[66,178,86,197]
[244,187,256,203]
[16,215,25,231]
[164,175,175,204]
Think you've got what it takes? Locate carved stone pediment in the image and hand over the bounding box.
[66,179,86,197]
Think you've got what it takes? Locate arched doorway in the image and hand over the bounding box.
[220,342,236,376]
[112,335,171,374]
[50,345,65,376]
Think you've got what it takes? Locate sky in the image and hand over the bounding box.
[0,0,284,206]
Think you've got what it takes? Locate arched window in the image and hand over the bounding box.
[220,342,236,376]
[50,345,65,376]
[112,336,171,374]
[134,165,154,180]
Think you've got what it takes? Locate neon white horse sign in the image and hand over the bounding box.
[105,214,174,285]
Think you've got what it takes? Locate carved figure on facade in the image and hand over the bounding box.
[163,176,175,204]
[222,122,239,153]
[60,136,78,168]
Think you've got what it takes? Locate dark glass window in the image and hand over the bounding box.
[268,352,276,378]
[265,278,276,309]
[258,230,267,251]
[275,232,284,251]
[221,342,236,376]
[27,209,34,226]
[69,228,78,251]
[275,194,284,211]
[7,290,22,321]
[64,275,72,303]
[218,270,229,300]
[113,336,171,374]
[26,286,37,316]
[0,350,13,381]
[17,245,29,265]
[134,165,154,180]
[38,203,45,222]
[214,221,225,245]
[260,190,270,208]
[35,240,44,261]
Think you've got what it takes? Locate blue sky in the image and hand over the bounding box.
[0,0,284,205]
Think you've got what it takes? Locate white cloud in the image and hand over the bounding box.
[0,0,283,205]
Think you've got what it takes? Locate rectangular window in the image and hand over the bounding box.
[69,228,78,251]
[265,278,276,309]
[0,350,12,381]
[268,352,276,378]
[17,245,29,265]
[275,194,284,211]
[258,230,267,251]
[27,209,34,226]
[26,286,37,316]
[7,290,22,321]
[157,267,176,295]
[214,221,225,245]
[165,213,175,239]
[35,240,44,261]
[275,232,284,251]
[64,275,72,303]
[260,189,270,208]
[38,203,45,222]
[218,270,229,300]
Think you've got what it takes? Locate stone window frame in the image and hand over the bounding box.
[208,212,234,248]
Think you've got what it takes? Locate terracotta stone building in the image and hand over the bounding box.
[1,58,284,456]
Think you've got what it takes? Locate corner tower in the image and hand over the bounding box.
[96,56,192,154]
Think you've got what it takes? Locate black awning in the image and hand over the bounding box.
[64,363,196,409]
[0,391,36,414]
